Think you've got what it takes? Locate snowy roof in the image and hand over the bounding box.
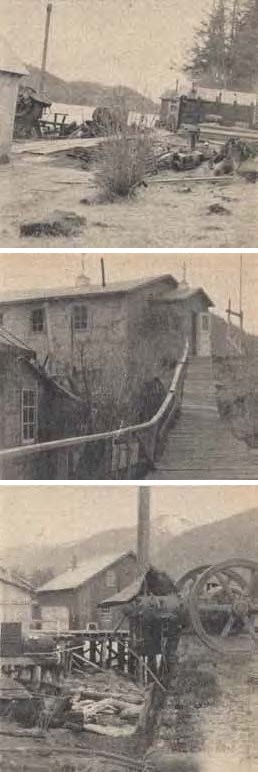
[0,36,28,77]
[37,551,136,593]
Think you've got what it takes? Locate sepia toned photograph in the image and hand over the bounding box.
[0,484,258,771]
[0,251,257,480]
[0,0,258,247]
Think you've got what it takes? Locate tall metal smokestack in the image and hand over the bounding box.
[137,487,150,573]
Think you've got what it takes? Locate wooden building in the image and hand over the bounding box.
[160,86,257,130]
[0,36,28,163]
[37,551,137,632]
[0,327,90,479]
[0,273,214,430]
[0,566,33,634]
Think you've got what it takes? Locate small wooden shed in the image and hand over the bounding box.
[0,36,28,162]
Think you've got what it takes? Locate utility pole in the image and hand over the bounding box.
[137,487,150,573]
[39,2,53,95]
[225,255,244,353]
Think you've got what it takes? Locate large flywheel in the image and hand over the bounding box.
[188,559,258,655]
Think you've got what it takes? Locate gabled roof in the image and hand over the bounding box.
[154,284,214,307]
[0,36,28,77]
[0,326,35,355]
[99,566,177,607]
[0,565,33,592]
[0,275,177,306]
[37,551,136,593]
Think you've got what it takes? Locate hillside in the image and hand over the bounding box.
[23,65,159,114]
[152,508,258,578]
[2,509,257,585]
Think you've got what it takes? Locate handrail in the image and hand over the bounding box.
[0,340,189,461]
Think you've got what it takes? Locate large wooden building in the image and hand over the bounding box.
[37,551,138,632]
[0,566,33,634]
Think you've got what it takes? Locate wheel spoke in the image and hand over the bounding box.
[221,614,234,638]
[214,572,235,601]
[243,616,256,640]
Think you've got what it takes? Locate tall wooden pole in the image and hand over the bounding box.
[239,253,243,352]
[137,487,150,573]
[39,2,53,94]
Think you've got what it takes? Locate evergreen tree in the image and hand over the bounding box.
[186,0,228,87]
[229,0,258,89]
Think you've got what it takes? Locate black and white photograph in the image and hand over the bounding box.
[0,252,257,480]
[0,0,258,247]
[0,484,258,771]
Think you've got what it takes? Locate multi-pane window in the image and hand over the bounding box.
[22,389,38,443]
[31,307,44,333]
[101,607,112,629]
[106,569,116,588]
[73,304,88,331]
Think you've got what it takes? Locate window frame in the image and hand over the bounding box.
[105,569,117,588]
[72,303,88,332]
[30,307,45,334]
[21,387,38,445]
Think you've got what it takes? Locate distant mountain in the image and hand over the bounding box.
[23,65,159,114]
[152,508,258,578]
[2,509,257,585]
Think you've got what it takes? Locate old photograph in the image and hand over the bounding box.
[0,484,258,771]
[0,251,257,480]
[0,1,258,247]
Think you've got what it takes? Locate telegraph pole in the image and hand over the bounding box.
[137,487,150,573]
[39,2,53,95]
[225,254,244,353]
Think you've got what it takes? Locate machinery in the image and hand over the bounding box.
[124,559,258,667]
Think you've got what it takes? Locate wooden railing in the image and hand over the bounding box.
[0,341,189,480]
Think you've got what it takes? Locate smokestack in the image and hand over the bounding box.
[137,487,150,573]
[101,258,106,288]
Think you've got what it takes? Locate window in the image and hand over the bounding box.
[73,304,88,331]
[22,389,38,443]
[31,307,44,333]
[101,607,112,629]
[0,313,3,326]
[106,569,116,588]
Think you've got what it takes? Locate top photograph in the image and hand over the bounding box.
[0,0,258,249]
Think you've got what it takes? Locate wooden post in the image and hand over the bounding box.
[137,487,150,573]
[39,3,53,94]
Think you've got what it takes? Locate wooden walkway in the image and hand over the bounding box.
[149,357,258,479]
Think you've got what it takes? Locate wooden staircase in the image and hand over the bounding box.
[149,356,258,479]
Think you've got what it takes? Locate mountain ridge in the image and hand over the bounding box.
[23,65,159,114]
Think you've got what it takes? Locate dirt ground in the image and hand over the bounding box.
[0,143,257,248]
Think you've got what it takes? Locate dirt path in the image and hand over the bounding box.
[0,152,257,247]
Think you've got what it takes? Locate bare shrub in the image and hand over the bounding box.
[97,129,153,199]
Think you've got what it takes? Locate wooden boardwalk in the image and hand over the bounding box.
[149,357,258,479]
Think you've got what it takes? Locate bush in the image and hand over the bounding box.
[97,129,153,199]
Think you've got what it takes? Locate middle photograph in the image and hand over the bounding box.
[0,251,257,481]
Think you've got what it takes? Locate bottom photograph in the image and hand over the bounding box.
[0,484,257,772]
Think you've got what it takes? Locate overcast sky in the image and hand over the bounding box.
[0,253,257,333]
[0,485,257,551]
[2,0,211,98]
